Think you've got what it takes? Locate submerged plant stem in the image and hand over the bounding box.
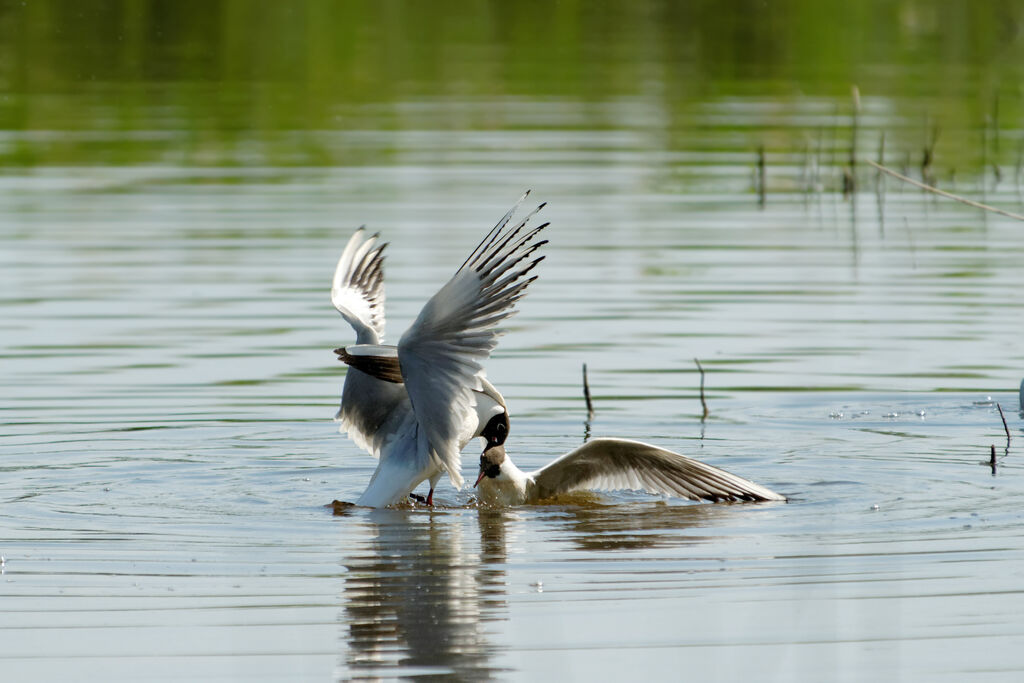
[695,358,709,421]
[582,362,595,421]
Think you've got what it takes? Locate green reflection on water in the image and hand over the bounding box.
[1,0,1022,171]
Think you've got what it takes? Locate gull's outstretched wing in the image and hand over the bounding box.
[332,228,387,345]
[397,192,548,488]
[531,438,786,503]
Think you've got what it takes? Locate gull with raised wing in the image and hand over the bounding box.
[332,193,545,507]
[474,436,786,506]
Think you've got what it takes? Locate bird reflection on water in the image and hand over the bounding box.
[338,508,509,680]
[534,497,753,552]
[336,498,769,678]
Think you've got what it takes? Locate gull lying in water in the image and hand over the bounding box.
[474,434,786,506]
[332,193,546,507]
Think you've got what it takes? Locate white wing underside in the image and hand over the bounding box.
[332,228,387,345]
[396,193,548,489]
[531,438,786,503]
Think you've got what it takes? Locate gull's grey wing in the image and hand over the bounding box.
[531,438,786,503]
[332,229,396,458]
[332,228,387,345]
[397,192,548,488]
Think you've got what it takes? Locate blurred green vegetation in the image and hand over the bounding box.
[1,0,1022,169]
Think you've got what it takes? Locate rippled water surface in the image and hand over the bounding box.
[4,2,1024,681]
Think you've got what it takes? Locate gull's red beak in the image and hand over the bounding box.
[474,469,486,487]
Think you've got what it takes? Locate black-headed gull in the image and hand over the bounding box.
[332,193,546,507]
[474,436,786,505]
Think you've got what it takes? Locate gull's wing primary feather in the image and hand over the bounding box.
[332,228,387,345]
[397,192,548,488]
[531,438,786,503]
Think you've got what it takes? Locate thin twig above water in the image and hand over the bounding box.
[867,159,1024,221]
[997,403,1011,450]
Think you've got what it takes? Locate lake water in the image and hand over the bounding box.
[3,2,1024,681]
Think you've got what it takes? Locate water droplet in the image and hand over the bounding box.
[829,411,844,419]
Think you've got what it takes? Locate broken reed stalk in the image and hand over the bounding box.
[866,160,1024,222]
[845,85,860,196]
[991,92,1003,183]
[1016,141,1024,198]
[876,131,886,185]
[991,444,997,475]
[981,117,990,195]
[849,85,860,171]
[921,122,938,187]
[875,131,887,235]
[997,402,1011,448]
[694,358,709,421]
[582,363,595,421]
[757,144,766,208]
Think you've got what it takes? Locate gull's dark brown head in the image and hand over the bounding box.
[474,444,506,487]
[482,411,510,448]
